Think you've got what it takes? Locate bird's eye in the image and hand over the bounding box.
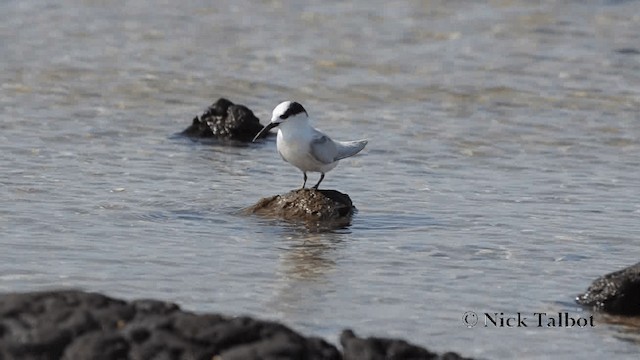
[279,114,288,120]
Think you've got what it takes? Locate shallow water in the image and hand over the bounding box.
[1,0,639,358]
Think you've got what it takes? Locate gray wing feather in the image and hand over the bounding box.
[309,134,338,164]
[335,139,368,160]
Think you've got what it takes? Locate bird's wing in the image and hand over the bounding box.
[335,139,368,160]
[309,132,338,164]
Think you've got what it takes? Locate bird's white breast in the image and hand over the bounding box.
[276,122,337,173]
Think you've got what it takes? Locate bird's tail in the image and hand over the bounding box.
[335,139,368,160]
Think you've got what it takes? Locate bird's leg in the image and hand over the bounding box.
[312,173,325,190]
[301,172,307,189]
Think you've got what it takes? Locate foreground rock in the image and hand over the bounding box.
[0,290,475,360]
[576,262,640,315]
[0,290,337,360]
[245,188,355,225]
[181,98,264,142]
[341,330,472,360]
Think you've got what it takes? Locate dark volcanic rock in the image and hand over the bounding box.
[181,98,264,142]
[576,262,640,315]
[245,188,355,224]
[0,290,477,360]
[0,290,340,360]
[340,330,471,360]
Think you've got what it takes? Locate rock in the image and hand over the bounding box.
[340,329,472,360]
[576,262,640,315]
[245,188,355,225]
[0,290,477,360]
[181,98,264,142]
[615,48,640,55]
[0,290,340,360]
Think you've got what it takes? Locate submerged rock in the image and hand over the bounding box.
[181,98,264,142]
[245,188,355,224]
[0,290,340,360]
[340,329,472,360]
[615,48,640,55]
[576,262,640,315]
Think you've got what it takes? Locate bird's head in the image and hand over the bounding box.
[252,101,308,142]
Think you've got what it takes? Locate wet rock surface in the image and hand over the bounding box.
[0,290,476,360]
[245,188,355,224]
[576,262,640,315]
[181,98,264,142]
[340,330,472,360]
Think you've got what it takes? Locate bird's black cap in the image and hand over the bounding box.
[279,101,307,119]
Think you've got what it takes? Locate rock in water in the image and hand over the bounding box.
[340,329,472,360]
[0,290,477,360]
[181,98,264,142]
[576,262,640,315]
[245,188,355,224]
[0,290,340,360]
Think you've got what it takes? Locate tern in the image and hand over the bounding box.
[252,101,368,189]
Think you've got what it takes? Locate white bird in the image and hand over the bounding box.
[253,101,368,189]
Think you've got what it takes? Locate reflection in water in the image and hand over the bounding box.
[267,228,347,321]
[278,228,347,281]
[596,313,640,345]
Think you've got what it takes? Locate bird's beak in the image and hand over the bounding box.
[252,122,279,142]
